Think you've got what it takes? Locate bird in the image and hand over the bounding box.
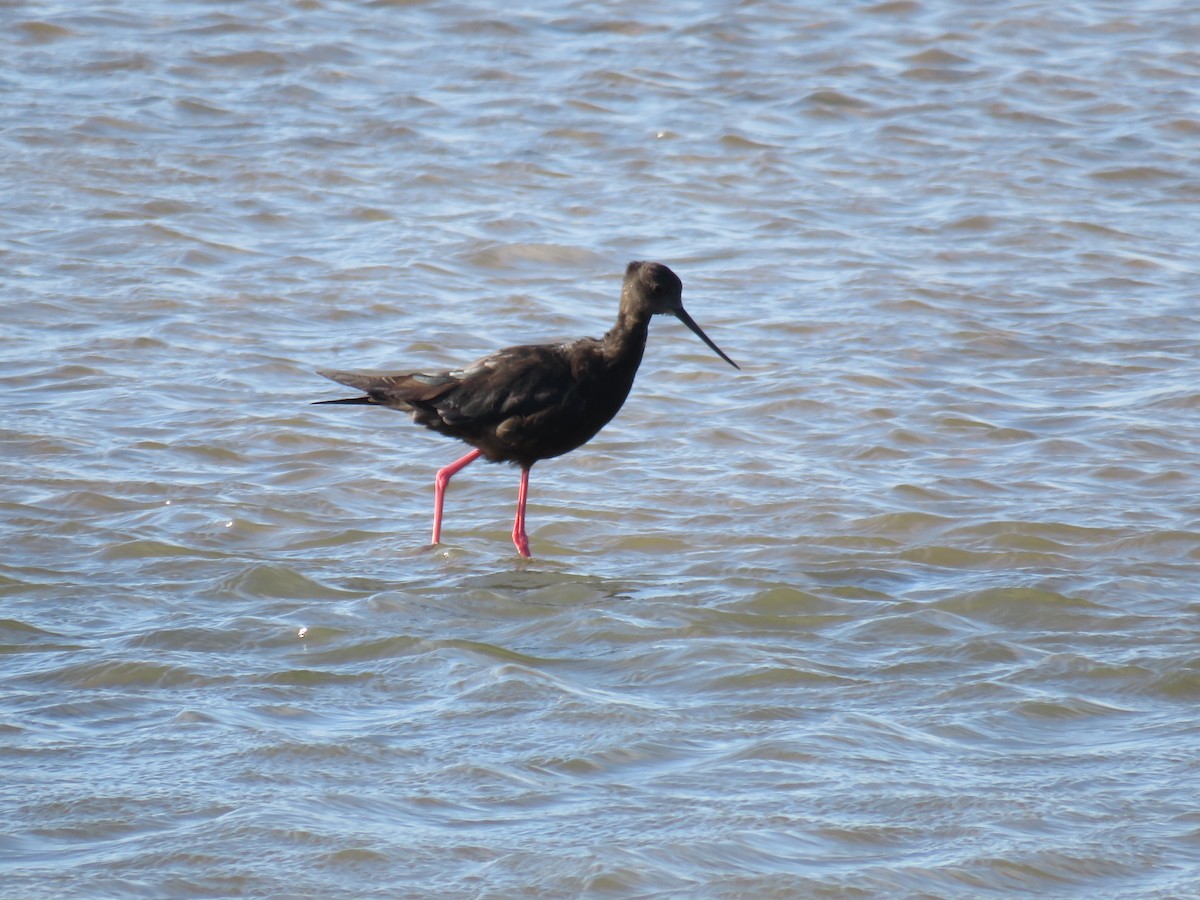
[313,260,739,557]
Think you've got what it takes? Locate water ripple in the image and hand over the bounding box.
[5,0,1200,895]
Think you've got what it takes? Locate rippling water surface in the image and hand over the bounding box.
[5,1,1200,896]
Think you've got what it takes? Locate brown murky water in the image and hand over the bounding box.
[5,1,1200,895]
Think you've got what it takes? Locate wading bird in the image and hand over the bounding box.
[314,260,738,557]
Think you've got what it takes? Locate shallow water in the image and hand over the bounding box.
[5,0,1200,896]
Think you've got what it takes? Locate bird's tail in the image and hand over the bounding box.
[311,396,373,406]
[312,367,453,409]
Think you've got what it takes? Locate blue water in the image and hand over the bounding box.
[4,1,1200,896]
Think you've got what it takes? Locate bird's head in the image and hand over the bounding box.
[623,260,740,370]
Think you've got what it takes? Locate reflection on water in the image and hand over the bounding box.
[5,0,1200,896]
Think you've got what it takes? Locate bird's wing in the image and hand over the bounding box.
[316,340,580,420]
[433,343,579,426]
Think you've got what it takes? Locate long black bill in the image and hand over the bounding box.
[675,307,740,370]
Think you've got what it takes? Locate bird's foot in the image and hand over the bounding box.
[512,529,532,559]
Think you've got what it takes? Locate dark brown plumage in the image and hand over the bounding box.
[314,260,738,557]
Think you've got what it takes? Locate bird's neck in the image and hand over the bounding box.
[603,308,652,371]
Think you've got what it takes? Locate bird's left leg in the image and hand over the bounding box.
[431,448,482,546]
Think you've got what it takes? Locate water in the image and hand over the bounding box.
[4,0,1200,895]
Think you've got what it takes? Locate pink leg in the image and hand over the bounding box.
[511,467,531,558]
[431,448,482,546]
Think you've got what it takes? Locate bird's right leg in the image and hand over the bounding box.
[431,448,482,546]
[511,466,532,558]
